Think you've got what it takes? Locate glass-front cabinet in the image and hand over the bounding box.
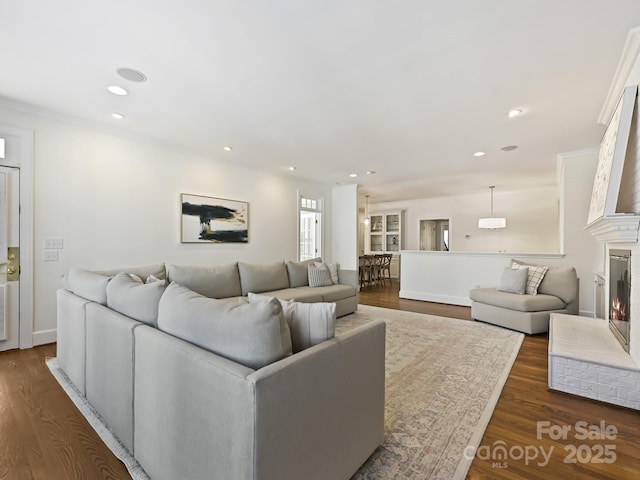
[367,211,403,253]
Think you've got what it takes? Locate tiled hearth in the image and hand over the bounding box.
[548,313,640,410]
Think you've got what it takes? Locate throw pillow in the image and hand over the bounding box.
[497,267,528,295]
[308,263,333,287]
[106,272,166,327]
[158,283,292,369]
[65,268,112,305]
[511,262,548,295]
[286,257,321,287]
[314,262,339,284]
[248,292,336,352]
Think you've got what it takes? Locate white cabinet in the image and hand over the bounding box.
[367,211,403,253]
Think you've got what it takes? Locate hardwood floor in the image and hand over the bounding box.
[1,284,638,479]
[0,344,130,479]
[359,280,640,479]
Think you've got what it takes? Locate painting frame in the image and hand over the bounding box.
[181,193,249,243]
[587,84,638,225]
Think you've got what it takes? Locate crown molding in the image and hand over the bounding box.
[598,27,640,125]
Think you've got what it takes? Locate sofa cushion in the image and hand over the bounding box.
[308,264,333,287]
[106,272,166,327]
[167,263,242,298]
[238,261,289,296]
[512,260,579,305]
[470,287,565,312]
[511,262,548,295]
[158,283,292,369]
[286,257,321,287]
[65,269,111,305]
[497,267,528,294]
[248,292,336,353]
[260,288,324,303]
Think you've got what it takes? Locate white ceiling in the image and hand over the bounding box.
[1,1,640,202]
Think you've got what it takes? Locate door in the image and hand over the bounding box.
[0,166,20,351]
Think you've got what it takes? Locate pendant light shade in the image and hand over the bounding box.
[478,186,507,229]
[364,195,370,226]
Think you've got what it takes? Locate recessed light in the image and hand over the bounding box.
[366,171,376,175]
[111,113,125,119]
[289,166,296,171]
[508,109,523,118]
[501,145,518,152]
[223,146,232,152]
[473,151,486,157]
[349,173,358,178]
[107,85,128,96]
[116,68,147,83]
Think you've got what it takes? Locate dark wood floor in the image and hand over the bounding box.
[360,280,640,480]
[1,283,638,479]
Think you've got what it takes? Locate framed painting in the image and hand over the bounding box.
[587,84,638,225]
[181,194,248,243]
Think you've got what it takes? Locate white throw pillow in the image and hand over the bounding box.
[158,283,292,369]
[106,272,166,326]
[308,263,333,287]
[248,292,336,353]
[314,262,339,284]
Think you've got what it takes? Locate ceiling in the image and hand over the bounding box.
[2,1,640,202]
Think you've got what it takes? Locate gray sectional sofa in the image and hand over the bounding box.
[56,260,384,480]
[469,261,579,334]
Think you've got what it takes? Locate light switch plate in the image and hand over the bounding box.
[44,238,64,249]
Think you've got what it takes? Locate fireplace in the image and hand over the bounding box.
[609,249,631,352]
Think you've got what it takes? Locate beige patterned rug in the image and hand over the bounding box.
[340,305,524,480]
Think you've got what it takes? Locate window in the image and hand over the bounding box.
[299,195,323,261]
[0,138,5,159]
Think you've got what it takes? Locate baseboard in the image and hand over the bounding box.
[33,328,57,346]
[579,309,596,318]
[399,290,471,307]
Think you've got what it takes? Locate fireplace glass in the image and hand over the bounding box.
[609,249,631,352]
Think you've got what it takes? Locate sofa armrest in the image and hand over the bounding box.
[57,289,91,395]
[248,320,386,480]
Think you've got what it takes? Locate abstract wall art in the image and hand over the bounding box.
[181,194,248,243]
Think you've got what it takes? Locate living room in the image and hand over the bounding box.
[2,2,640,479]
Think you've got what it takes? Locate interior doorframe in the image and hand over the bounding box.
[417,216,452,251]
[0,123,34,349]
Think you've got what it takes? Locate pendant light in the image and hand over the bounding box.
[364,195,370,226]
[478,186,507,229]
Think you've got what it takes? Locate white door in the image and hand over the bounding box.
[0,165,20,351]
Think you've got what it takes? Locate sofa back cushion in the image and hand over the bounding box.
[285,257,321,287]
[512,259,578,304]
[248,292,336,353]
[238,261,289,296]
[65,268,112,304]
[106,272,166,326]
[97,263,166,282]
[158,283,292,369]
[167,263,242,298]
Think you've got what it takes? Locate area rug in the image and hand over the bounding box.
[47,305,523,480]
[342,305,524,480]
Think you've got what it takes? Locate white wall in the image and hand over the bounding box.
[331,184,358,270]
[0,106,334,340]
[558,148,602,316]
[369,186,560,253]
